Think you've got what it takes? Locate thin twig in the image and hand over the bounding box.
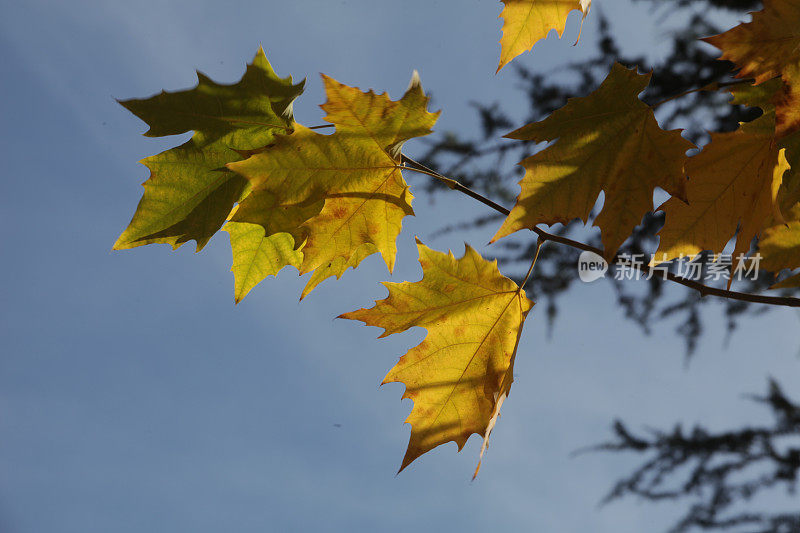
[399,155,800,309]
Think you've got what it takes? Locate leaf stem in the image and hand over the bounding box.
[399,155,800,309]
[520,237,543,292]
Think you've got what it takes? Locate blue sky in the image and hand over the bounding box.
[1,1,798,531]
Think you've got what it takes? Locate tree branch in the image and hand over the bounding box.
[399,155,800,309]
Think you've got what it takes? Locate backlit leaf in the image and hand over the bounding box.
[497,0,591,72]
[115,48,304,251]
[704,0,800,137]
[493,63,693,258]
[341,239,534,472]
[656,126,790,265]
[227,74,438,298]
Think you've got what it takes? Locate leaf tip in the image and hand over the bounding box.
[406,69,422,92]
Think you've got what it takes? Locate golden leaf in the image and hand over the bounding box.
[703,0,800,85]
[656,128,790,265]
[704,0,800,137]
[497,0,591,72]
[341,239,534,472]
[494,63,693,258]
[227,73,438,299]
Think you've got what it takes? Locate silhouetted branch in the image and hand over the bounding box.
[587,380,800,532]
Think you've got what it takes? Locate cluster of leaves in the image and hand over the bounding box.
[589,380,800,532]
[421,1,796,354]
[116,48,533,472]
[115,1,800,475]
[499,0,800,270]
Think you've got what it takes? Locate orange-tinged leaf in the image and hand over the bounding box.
[656,129,791,264]
[726,68,800,143]
[494,63,693,258]
[497,0,591,72]
[703,0,800,85]
[774,64,800,138]
[704,0,800,137]
[341,239,534,472]
[228,74,438,296]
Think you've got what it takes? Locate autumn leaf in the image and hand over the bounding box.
[656,81,799,276]
[319,71,436,158]
[224,190,323,303]
[759,186,800,289]
[774,64,800,138]
[729,80,800,211]
[754,132,800,286]
[719,81,800,287]
[704,0,800,137]
[704,0,799,85]
[497,0,591,72]
[341,239,534,472]
[493,63,693,259]
[227,73,439,298]
[114,48,304,251]
[760,205,800,271]
[299,243,377,300]
[656,126,790,267]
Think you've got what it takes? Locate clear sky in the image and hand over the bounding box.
[1,1,798,531]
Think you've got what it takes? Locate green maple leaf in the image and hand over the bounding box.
[114,48,304,251]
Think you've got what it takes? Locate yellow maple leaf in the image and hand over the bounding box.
[759,198,800,289]
[704,0,800,137]
[752,131,800,286]
[224,190,323,303]
[341,239,534,472]
[729,80,800,211]
[493,63,693,258]
[227,74,439,299]
[299,243,377,300]
[760,205,800,271]
[725,84,800,286]
[656,127,790,265]
[497,0,591,72]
